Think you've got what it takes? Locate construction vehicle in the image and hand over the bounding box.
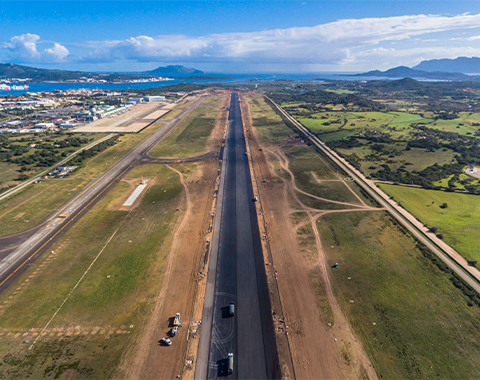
[171,326,178,336]
[227,353,234,374]
[173,312,181,327]
[229,302,235,316]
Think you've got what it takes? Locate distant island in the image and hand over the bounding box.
[142,65,205,76]
[346,65,480,81]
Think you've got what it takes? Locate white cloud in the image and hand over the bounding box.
[75,12,480,66]
[4,12,480,70]
[3,33,69,63]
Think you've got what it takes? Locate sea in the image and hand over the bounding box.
[0,72,386,95]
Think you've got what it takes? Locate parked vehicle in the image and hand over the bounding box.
[227,353,234,374]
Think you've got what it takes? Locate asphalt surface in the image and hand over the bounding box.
[0,96,205,294]
[204,93,279,379]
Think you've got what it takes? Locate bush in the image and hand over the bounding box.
[440,202,448,209]
[429,226,439,233]
[436,233,444,239]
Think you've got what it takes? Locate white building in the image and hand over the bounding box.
[144,96,166,102]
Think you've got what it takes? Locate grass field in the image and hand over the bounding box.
[247,96,297,144]
[0,164,184,378]
[338,146,457,177]
[297,111,432,138]
[317,210,480,379]
[149,98,221,158]
[379,184,480,262]
[0,178,90,235]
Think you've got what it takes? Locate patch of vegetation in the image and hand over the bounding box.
[317,211,480,379]
[379,184,480,262]
[149,99,220,158]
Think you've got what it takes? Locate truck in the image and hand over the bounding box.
[229,302,235,316]
[173,312,181,327]
[171,326,178,336]
[227,353,234,374]
[162,337,172,346]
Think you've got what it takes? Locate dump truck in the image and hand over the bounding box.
[227,353,234,374]
[173,312,181,327]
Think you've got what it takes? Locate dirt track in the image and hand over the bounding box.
[120,92,229,380]
[240,93,379,380]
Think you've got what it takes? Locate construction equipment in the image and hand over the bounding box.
[173,312,182,327]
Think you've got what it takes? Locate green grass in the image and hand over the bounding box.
[338,146,457,178]
[0,178,90,235]
[149,100,220,158]
[379,184,480,262]
[316,210,480,379]
[247,96,296,144]
[0,165,184,378]
[318,130,359,142]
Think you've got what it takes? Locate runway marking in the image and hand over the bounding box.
[0,165,132,290]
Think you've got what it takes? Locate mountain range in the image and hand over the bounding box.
[0,63,210,83]
[353,66,476,81]
[413,57,480,74]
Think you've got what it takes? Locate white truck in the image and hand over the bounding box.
[227,353,234,374]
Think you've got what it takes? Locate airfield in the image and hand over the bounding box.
[1,90,480,379]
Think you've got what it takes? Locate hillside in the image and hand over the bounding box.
[0,63,155,83]
[413,57,480,74]
[353,66,476,81]
[143,65,205,76]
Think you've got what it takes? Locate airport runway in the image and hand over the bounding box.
[0,96,205,294]
[202,93,279,379]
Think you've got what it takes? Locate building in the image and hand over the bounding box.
[144,95,166,102]
[33,122,56,129]
[129,97,144,103]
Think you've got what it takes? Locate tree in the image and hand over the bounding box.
[429,226,439,233]
[440,202,448,209]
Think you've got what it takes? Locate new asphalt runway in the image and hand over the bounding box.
[201,93,279,379]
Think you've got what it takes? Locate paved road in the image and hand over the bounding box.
[200,93,279,379]
[0,96,205,294]
[267,96,480,294]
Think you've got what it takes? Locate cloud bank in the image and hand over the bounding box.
[3,13,480,70]
[3,33,69,63]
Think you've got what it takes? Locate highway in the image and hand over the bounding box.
[267,96,480,294]
[0,96,205,294]
[197,93,279,379]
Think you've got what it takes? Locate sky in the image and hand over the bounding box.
[2,0,480,73]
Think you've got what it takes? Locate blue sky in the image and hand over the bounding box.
[2,1,480,73]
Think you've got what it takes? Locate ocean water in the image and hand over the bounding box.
[0,72,385,95]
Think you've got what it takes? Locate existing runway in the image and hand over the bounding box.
[0,96,205,294]
[199,93,279,379]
